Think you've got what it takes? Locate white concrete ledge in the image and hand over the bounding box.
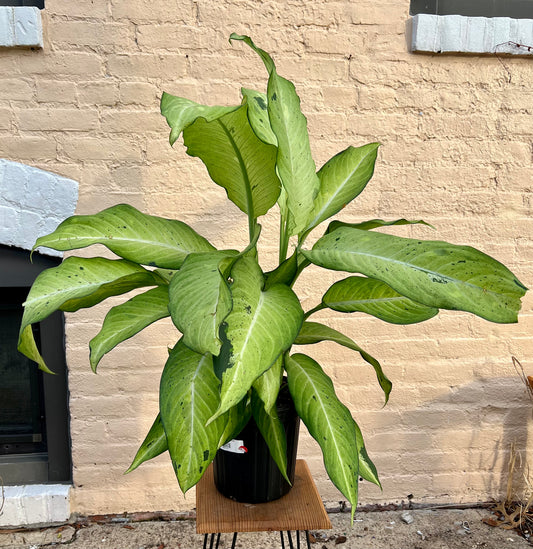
[0,159,79,256]
[411,13,533,55]
[0,6,43,48]
[0,484,71,527]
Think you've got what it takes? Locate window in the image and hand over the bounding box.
[410,0,533,55]
[411,0,533,19]
[0,245,71,484]
[0,1,44,7]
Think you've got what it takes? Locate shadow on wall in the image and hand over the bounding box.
[368,373,533,504]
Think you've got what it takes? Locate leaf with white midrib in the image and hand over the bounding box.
[20,257,161,334]
[90,286,171,372]
[230,34,320,236]
[303,227,527,323]
[34,204,216,270]
[159,341,226,493]
[294,321,392,404]
[286,353,359,521]
[305,143,379,231]
[168,252,236,356]
[210,257,303,422]
[125,414,168,474]
[323,276,438,325]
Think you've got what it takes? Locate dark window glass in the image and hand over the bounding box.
[0,1,44,8]
[0,288,47,456]
[411,0,533,19]
[0,245,70,484]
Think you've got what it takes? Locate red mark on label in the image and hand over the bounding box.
[239,445,248,453]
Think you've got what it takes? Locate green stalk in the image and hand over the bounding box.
[303,303,326,320]
[279,214,290,264]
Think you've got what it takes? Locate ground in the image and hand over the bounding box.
[1,508,531,549]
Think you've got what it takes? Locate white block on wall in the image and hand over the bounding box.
[0,159,79,256]
[0,6,43,48]
[411,13,533,55]
[0,485,70,527]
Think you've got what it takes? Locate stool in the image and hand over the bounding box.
[196,459,332,548]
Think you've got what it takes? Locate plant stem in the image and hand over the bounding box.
[279,215,290,264]
[303,303,326,320]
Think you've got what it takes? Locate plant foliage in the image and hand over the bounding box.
[18,34,527,521]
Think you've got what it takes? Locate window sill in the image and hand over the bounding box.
[0,6,43,48]
[410,13,533,55]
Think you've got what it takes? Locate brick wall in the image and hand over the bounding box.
[0,0,532,515]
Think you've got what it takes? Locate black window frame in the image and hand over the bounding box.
[0,1,44,8]
[0,244,71,484]
[410,0,533,19]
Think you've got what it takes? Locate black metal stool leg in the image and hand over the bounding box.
[231,532,238,549]
[280,530,286,549]
[203,534,208,549]
[209,533,215,549]
[296,530,300,549]
[214,533,221,549]
[286,531,295,549]
[305,531,311,549]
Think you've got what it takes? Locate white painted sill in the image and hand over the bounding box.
[410,13,533,55]
[0,6,43,48]
[0,484,71,527]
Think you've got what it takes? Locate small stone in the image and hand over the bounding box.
[401,512,414,524]
[335,535,347,544]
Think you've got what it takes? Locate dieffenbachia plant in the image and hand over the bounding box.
[18,34,527,520]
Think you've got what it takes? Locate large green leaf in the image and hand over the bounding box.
[217,398,252,448]
[211,257,303,422]
[18,325,53,374]
[305,144,379,231]
[125,414,168,474]
[323,276,439,325]
[294,321,392,404]
[168,252,236,356]
[251,389,289,483]
[182,103,281,218]
[303,227,527,323]
[90,286,171,372]
[327,218,433,234]
[231,34,320,236]
[160,93,239,146]
[354,421,380,488]
[20,257,161,335]
[34,204,215,270]
[286,353,360,521]
[252,355,283,412]
[241,88,277,146]
[159,340,226,493]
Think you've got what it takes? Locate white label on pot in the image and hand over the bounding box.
[220,439,248,454]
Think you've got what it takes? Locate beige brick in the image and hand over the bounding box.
[50,0,110,18]
[136,24,206,51]
[107,53,188,79]
[15,52,103,77]
[0,78,34,102]
[17,108,99,131]
[119,81,159,106]
[112,0,196,23]
[49,20,135,49]
[78,81,119,106]
[36,80,77,104]
[101,110,165,133]
[0,108,11,130]
[0,136,56,160]
[60,136,143,162]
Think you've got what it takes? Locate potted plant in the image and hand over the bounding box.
[18,34,527,520]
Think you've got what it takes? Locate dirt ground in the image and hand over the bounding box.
[1,507,531,549]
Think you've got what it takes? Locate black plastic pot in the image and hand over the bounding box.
[213,383,300,503]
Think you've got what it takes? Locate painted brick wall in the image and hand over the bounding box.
[0,0,532,515]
